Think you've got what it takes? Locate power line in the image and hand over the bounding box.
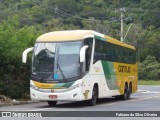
[32,0,84,20]
[31,0,115,23]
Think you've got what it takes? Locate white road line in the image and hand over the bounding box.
[129,97,153,102]
[26,107,54,111]
[138,89,160,93]
[129,95,160,102]
[138,89,147,92]
[142,91,160,94]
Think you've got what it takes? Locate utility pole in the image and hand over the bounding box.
[120,8,125,42]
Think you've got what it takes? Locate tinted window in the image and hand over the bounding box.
[94,40,137,64]
[84,38,93,71]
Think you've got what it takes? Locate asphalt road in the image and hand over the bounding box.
[0,85,160,119]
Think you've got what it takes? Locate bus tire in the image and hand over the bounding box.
[121,84,128,100]
[127,83,132,100]
[127,89,131,100]
[88,85,98,106]
[48,101,57,107]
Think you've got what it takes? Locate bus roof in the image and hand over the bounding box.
[37,30,93,42]
[105,36,136,50]
[36,30,136,50]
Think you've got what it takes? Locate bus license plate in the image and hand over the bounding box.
[49,95,57,99]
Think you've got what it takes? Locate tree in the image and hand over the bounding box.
[139,55,160,80]
[0,16,41,98]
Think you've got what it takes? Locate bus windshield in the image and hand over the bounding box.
[32,41,82,82]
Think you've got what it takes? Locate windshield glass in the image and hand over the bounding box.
[32,43,56,73]
[32,41,82,82]
[55,42,82,80]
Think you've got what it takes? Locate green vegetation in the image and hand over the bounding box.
[138,80,160,85]
[138,55,160,80]
[0,0,160,99]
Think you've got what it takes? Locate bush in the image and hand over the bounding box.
[0,16,40,99]
[138,55,160,80]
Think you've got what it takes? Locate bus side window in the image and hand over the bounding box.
[94,40,101,63]
[84,38,93,71]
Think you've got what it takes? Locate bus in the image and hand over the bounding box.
[22,30,138,106]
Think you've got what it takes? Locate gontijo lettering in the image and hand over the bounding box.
[118,65,131,73]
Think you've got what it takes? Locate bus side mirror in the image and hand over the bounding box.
[22,47,33,63]
[80,45,89,63]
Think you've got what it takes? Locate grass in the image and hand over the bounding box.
[138,80,160,85]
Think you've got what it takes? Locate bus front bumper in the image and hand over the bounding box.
[30,87,84,101]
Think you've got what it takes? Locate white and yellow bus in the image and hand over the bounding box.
[22,30,138,106]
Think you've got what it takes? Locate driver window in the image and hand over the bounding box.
[84,38,93,72]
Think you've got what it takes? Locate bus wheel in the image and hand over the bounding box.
[88,86,98,106]
[121,85,128,100]
[48,101,57,107]
[127,84,132,100]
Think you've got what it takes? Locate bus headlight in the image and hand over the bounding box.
[30,84,39,90]
[67,83,83,91]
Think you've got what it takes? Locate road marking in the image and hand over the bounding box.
[129,97,153,102]
[138,89,147,92]
[26,107,54,111]
[142,91,159,94]
[138,89,160,94]
[129,95,160,102]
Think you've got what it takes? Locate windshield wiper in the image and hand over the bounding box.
[57,62,66,80]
